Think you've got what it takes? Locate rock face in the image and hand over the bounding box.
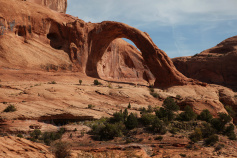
[0,0,203,88]
[24,0,67,13]
[98,38,155,83]
[0,136,53,158]
[173,36,237,90]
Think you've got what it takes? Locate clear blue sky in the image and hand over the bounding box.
[67,0,237,58]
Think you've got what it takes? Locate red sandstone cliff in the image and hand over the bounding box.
[21,0,67,13]
[172,36,237,90]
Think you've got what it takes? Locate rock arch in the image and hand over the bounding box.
[86,21,198,88]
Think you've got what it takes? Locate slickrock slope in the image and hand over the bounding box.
[0,0,202,88]
[20,0,67,13]
[173,36,237,91]
[98,38,155,83]
[0,136,53,158]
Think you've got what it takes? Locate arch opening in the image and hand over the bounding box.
[17,25,26,37]
[97,38,155,83]
[47,32,63,50]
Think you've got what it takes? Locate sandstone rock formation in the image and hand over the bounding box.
[98,38,155,83]
[0,136,53,158]
[173,36,237,91]
[0,0,202,88]
[22,0,67,13]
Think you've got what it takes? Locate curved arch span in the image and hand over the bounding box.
[86,21,201,88]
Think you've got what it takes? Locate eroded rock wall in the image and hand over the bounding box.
[172,36,237,91]
[25,0,67,13]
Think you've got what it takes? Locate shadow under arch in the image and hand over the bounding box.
[86,21,197,88]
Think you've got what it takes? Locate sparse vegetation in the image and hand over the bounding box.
[156,97,179,121]
[204,134,219,146]
[125,113,138,130]
[177,106,197,121]
[79,80,82,85]
[48,81,57,84]
[189,128,202,143]
[88,104,95,109]
[17,133,23,138]
[151,117,167,134]
[207,54,213,57]
[94,79,102,85]
[197,109,213,122]
[149,86,160,98]
[3,104,16,112]
[215,143,224,151]
[176,95,181,99]
[154,136,163,141]
[211,112,231,132]
[41,128,66,145]
[140,113,157,126]
[50,140,71,158]
[225,105,236,118]
[180,153,186,157]
[127,102,131,109]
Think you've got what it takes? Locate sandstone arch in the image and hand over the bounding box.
[86,21,197,88]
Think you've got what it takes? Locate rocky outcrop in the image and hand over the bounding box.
[0,136,53,158]
[173,36,237,90]
[24,0,67,13]
[0,0,203,88]
[98,38,155,83]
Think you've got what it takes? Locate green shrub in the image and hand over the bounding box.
[225,106,236,118]
[179,154,186,157]
[227,132,237,140]
[201,123,216,138]
[94,79,101,85]
[224,124,236,140]
[17,133,23,138]
[88,104,94,109]
[139,105,153,114]
[211,112,232,132]
[155,107,174,122]
[176,95,181,99]
[48,81,57,84]
[140,113,157,126]
[3,104,16,112]
[189,128,202,143]
[155,97,179,122]
[151,117,167,134]
[169,127,179,134]
[79,80,82,85]
[154,136,163,141]
[99,123,125,140]
[125,113,138,130]
[150,92,159,98]
[30,129,41,140]
[204,134,219,146]
[163,97,180,112]
[50,140,71,158]
[197,109,213,122]
[127,102,131,109]
[215,144,224,151]
[177,106,197,121]
[111,111,125,123]
[42,128,66,145]
[149,87,154,93]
